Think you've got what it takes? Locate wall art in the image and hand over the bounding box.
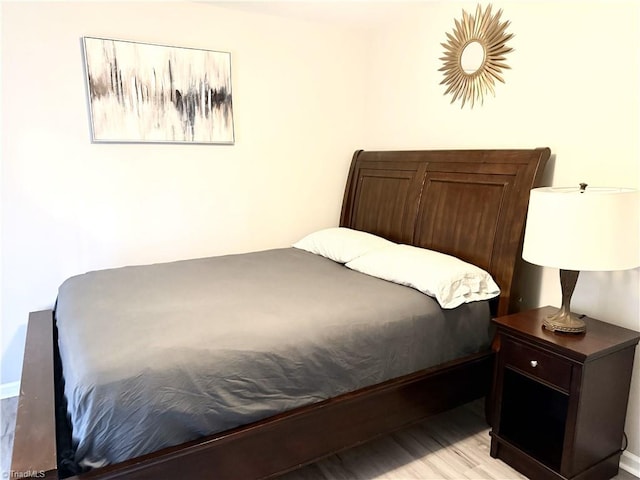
[439,4,513,109]
[83,37,234,144]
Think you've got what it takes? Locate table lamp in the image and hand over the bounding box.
[522,184,639,333]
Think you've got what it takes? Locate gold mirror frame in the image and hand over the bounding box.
[439,4,514,108]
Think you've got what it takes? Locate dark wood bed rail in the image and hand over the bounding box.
[11,310,58,479]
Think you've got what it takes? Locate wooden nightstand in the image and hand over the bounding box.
[489,306,640,480]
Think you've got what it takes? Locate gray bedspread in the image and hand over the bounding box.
[55,248,492,468]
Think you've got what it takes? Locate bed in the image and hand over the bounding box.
[11,147,550,480]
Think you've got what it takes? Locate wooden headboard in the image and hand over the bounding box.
[340,148,550,317]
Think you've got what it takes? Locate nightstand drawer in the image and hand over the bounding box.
[502,339,572,391]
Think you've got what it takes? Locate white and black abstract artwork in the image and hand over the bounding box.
[83,37,234,144]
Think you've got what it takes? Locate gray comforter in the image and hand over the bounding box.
[55,248,491,468]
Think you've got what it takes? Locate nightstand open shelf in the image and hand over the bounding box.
[490,306,640,480]
[499,369,568,470]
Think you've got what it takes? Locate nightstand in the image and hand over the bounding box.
[489,306,640,480]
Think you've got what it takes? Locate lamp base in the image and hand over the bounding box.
[543,308,586,334]
[541,270,586,334]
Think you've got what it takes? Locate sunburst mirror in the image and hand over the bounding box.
[439,4,514,108]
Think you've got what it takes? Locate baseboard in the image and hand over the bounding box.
[620,450,640,478]
[0,381,19,399]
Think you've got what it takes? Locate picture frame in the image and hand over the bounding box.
[82,37,234,144]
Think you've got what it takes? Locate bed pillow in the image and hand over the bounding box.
[345,244,500,309]
[292,227,396,264]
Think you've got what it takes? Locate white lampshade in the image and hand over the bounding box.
[522,186,640,271]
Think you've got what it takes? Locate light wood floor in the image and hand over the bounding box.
[1,397,636,479]
[2,396,19,477]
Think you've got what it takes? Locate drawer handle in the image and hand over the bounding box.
[530,360,538,368]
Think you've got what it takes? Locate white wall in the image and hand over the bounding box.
[2,0,640,468]
[362,0,640,461]
[1,1,369,383]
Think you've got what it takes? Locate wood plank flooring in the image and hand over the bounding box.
[1,397,636,479]
[1,396,18,477]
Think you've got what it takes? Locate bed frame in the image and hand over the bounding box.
[12,148,550,480]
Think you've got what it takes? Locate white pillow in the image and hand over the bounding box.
[292,227,396,264]
[345,244,500,309]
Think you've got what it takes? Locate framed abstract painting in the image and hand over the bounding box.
[82,37,234,144]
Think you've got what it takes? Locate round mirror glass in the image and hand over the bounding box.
[460,41,485,74]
